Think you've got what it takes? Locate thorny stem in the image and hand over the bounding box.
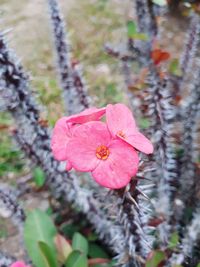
[47,0,90,114]
[0,33,128,262]
[0,251,16,267]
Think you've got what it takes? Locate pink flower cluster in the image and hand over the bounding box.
[51,103,153,189]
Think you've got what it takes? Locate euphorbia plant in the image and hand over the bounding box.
[0,0,199,265]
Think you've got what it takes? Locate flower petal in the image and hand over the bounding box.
[10,262,31,267]
[66,107,106,124]
[72,121,111,143]
[66,161,73,171]
[92,140,139,189]
[51,117,75,161]
[66,121,111,172]
[117,131,154,154]
[106,103,137,137]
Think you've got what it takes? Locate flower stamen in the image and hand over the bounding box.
[96,145,110,160]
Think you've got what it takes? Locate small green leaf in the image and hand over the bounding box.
[127,21,137,38]
[146,250,165,267]
[169,59,182,76]
[61,224,80,239]
[72,232,88,255]
[24,209,57,267]
[126,21,148,40]
[152,0,167,6]
[38,241,58,267]
[168,232,179,249]
[33,167,45,187]
[88,243,109,259]
[65,250,88,267]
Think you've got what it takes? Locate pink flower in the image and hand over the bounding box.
[66,107,106,124]
[106,103,153,154]
[51,117,75,162]
[10,261,31,267]
[51,107,106,165]
[51,104,153,189]
[66,121,139,189]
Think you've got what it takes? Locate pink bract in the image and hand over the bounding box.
[10,261,31,267]
[51,107,106,162]
[66,121,139,189]
[51,117,76,161]
[106,103,153,154]
[66,107,106,124]
[66,161,73,171]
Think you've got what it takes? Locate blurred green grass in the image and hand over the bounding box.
[0,113,24,177]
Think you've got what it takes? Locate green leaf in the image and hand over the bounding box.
[33,167,45,187]
[146,251,165,267]
[72,232,88,255]
[152,0,167,6]
[61,224,80,239]
[65,250,88,267]
[169,59,182,76]
[127,21,137,38]
[24,209,57,267]
[88,243,109,259]
[168,232,179,249]
[126,21,148,40]
[38,241,58,267]
[196,264,200,267]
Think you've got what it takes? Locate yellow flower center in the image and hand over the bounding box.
[96,145,110,160]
